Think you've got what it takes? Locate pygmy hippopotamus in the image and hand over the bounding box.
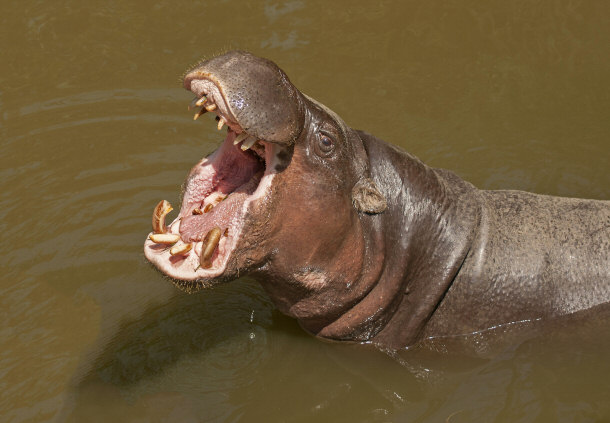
[144,51,610,349]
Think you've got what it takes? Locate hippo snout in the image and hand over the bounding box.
[183,50,305,145]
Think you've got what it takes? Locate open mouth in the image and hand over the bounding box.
[144,77,288,289]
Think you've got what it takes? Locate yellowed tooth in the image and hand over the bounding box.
[233,132,248,145]
[149,233,181,244]
[200,227,222,268]
[192,208,203,215]
[170,242,192,256]
[205,103,217,112]
[203,204,213,213]
[217,117,226,131]
[152,200,173,234]
[241,136,257,151]
[215,195,227,204]
[193,106,207,120]
[195,96,207,107]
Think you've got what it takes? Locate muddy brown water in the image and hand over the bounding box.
[2,1,609,422]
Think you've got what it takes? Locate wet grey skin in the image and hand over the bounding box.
[145,51,610,350]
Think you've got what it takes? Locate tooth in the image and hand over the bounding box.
[205,103,217,112]
[200,227,222,268]
[203,204,213,213]
[215,195,226,204]
[233,132,248,145]
[241,136,257,151]
[152,200,173,234]
[149,233,180,244]
[193,106,207,120]
[217,117,226,131]
[170,242,192,256]
[193,208,203,215]
[195,96,207,107]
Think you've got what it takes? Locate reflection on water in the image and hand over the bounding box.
[1,0,609,422]
[59,299,610,422]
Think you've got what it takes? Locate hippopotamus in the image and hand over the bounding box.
[144,51,610,349]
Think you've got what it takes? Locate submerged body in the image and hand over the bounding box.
[144,51,610,349]
[360,136,609,347]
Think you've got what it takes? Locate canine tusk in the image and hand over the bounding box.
[152,200,173,234]
[200,227,222,268]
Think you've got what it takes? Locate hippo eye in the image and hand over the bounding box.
[315,133,335,156]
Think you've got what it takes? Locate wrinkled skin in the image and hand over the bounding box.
[145,51,610,349]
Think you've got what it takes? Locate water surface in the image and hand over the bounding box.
[1,1,609,422]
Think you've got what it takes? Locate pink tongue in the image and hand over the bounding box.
[180,192,246,242]
[179,170,264,242]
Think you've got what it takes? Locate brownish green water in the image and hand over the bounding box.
[1,1,609,422]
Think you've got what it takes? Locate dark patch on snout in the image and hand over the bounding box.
[274,146,293,172]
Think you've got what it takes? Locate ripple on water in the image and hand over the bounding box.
[1,87,221,421]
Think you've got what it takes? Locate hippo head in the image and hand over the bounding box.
[146,51,610,349]
[144,51,388,335]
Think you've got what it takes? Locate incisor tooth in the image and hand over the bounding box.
[195,96,207,107]
[152,200,173,234]
[205,103,217,112]
[149,233,180,244]
[233,132,248,145]
[241,137,257,151]
[170,242,192,256]
[217,117,226,131]
[200,227,222,268]
[193,107,207,120]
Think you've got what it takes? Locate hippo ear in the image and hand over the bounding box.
[352,177,387,214]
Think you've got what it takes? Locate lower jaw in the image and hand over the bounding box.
[143,161,277,288]
[144,216,233,286]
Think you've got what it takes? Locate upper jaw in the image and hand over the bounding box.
[187,78,241,134]
[183,50,305,145]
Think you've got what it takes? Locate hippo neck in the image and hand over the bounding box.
[318,132,480,348]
